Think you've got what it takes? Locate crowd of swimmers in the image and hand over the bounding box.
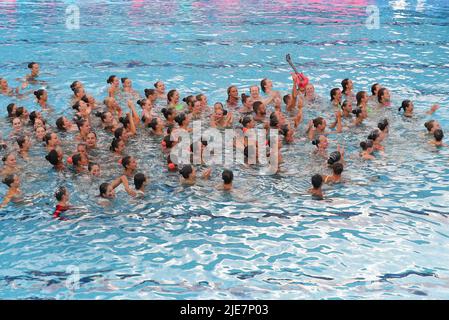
[0,62,445,215]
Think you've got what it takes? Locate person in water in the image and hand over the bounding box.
[53,186,70,219]
[0,174,22,207]
[1,153,18,177]
[217,169,233,191]
[99,175,135,199]
[360,140,375,160]
[424,120,441,135]
[179,164,211,185]
[398,100,439,118]
[429,129,446,147]
[377,88,391,107]
[324,162,344,184]
[308,174,324,199]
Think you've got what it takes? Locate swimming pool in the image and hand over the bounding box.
[1,0,449,299]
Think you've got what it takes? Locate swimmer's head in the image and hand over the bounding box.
[352,108,364,118]
[312,135,328,149]
[88,162,101,177]
[398,100,413,113]
[227,86,239,102]
[260,78,272,93]
[312,117,326,130]
[44,132,60,147]
[270,114,280,128]
[134,173,147,190]
[341,100,352,113]
[107,75,118,86]
[332,162,344,176]
[167,90,179,104]
[154,81,165,93]
[175,113,188,126]
[121,155,137,170]
[2,174,19,188]
[434,129,444,142]
[99,182,115,199]
[356,91,367,106]
[222,169,234,185]
[378,118,389,132]
[161,107,175,120]
[341,78,353,93]
[371,83,380,96]
[110,138,125,153]
[7,103,17,118]
[327,151,341,165]
[360,140,374,151]
[45,149,60,166]
[33,89,47,101]
[240,115,254,129]
[55,186,68,202]
[162,134,176,149]
[28,62,39,75]
[241,93,251,106]
[179,164,194,179]
[368,129,380,142]
[311,174,323,189]
[377,88,390,104]
[330,88,342,102]
[144,88,157,99]
[182,95,196,109]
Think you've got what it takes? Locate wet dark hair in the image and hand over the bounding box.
[44,132,55,145]
[99,183,109,197]
[154,81,162,89]
[341,78,350,94]
[253,101,263,114]
[341,100,350,111]
[15,106,25,118]
[144,88,156,98]
[182,95,195,108]
[72,153,82,167]
[114,127,125,140]
[73,87,84,97]
[162,134,175,149]
[94,111,109,122]
[240,115,253,128]
[28,62,38,69]
[7,103,16,117]
[424,120,436,132]
[88,162,98,172]
[107,75,116,84]
[226,86,238,104]
[356,91,366,106]
[56,117,66,131]
[110,138,122,152]
[2,174,15,187]
[179,164,193,179]
[222,169,234,184]
[16,136,27,148]
[76,118,88,131]
[121,156,131,169]
[377,88,388,103]
[378,119,389,131]
[398,100,411,112]
[34,89,45,100]
[327,151,341,165]
[368,129,380,142]
[119,115,131,129]
[434,129,444,142]
[148,118,159,130]
[175,113,187,126]
[282,94,290,105]
[45,149,59,165]
[352,108,363,118]
[332,162,344,175]
[70,81,80,92]
[330,88,340,101]
[136,99,147,108]
[360,140,374,150]
[55,186,67,201]
[121,77,128,84]
[2,153,13,163]
[371,83,380,95]
[196,93,205,102]
[134,173,146,190]
[167,90,177,103]
[280,124,290,136]
[313,117,324,128]
[312,138,321,147]
[260,78,268,93]
[270,114,279,128]
[161,108,174,120]
[72,101,81,111]
[29,111,39,125]
[311,174,323,189]
[241,93,250,105]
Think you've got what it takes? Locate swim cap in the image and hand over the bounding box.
[67,157,73,164]
[327,151,341,165]
[168,163,176,171]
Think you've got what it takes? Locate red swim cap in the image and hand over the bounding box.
[168,163,176,171]
[67,157,73,164]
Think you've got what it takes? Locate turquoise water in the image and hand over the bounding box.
[1,0,449,299]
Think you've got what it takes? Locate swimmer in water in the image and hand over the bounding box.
[377,88,391,107]
[356,91,369,113]
[148,117,165,136]
[424,120,441,135]
[110,138,125,156]
[190,100,204,121]
[369,83,381,102]
[26,62,40,81]
[252,101,267,123]
[249,85,275,106]
[34,89,50,110]
[1,153,18,177]
[226,86,239,109]
[398,100,439,118]
[218,169,233,191]
[104,97,123,118]
[107,75,122,99]
[330,88,343,109]
[96,111,120,133]
[378,118,389,140]
[144,88,158,106]
[308,174,324,199]
[16,136,31,160]
[260,78,281,100]
[360,140,375,160]
[133,173,148,195]
[174,113,192,133]
[53,186,70,219]
[341,78,354,101]
[351,107,367,126]
[75,118,91,141]
[238,94,254,115]
[56,116,77,132]
[324,163,344,184]
[367,129,385,152]
[154,81,166,100]
[99,174,136,199]
[210,103,233,128]
[167,89,182,110]
[45,147,65,171]
[137,98,153,125]
[35,126,47,142]
[179,164,211,185]
[0,174,22,207]
[10,117,23,137]
[429,129,446,147]
[121,77,140,99]
[196,94,210,113]
[312,135,329,157]
[85,132,97,150]
[121,155,138,178]
[307,114,342,140]
[161,107,176,129]
[88,162,101,177]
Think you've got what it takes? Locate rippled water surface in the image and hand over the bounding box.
[1,0,449,299]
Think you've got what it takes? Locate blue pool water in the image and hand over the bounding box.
[1,0,449,299]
